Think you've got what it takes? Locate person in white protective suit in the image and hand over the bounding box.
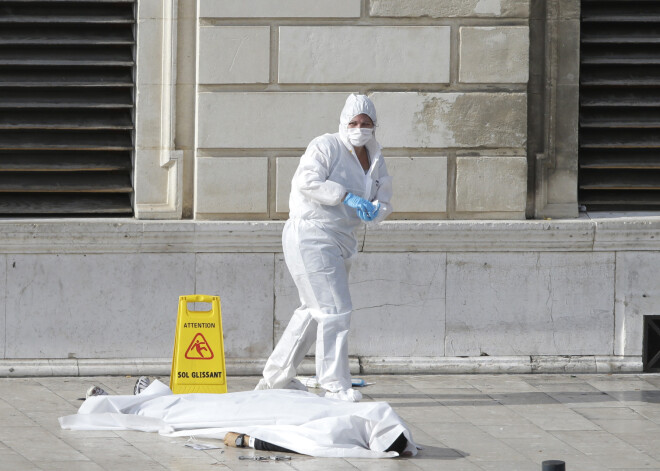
[255,94,393,402]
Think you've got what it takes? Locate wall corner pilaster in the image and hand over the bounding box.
[134,0,183,220]
[533,0,580,219]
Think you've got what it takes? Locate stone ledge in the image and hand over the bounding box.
[0,216,658,254]
[0,358,358,378]
[365,220,595,251]
[368,217,660,252]
[592,217,660,251]
[362,356,532,374]
[0,356,641,377]
[362,356,641,374]
[0,220,285,254]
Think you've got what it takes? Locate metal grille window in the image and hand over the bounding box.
[579,0,660,210]
[0,0,134,216]
[644,316,660,372]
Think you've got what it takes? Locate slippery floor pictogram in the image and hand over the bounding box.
[184,333,214,359]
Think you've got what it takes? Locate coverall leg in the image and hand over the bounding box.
[262,220,353,392]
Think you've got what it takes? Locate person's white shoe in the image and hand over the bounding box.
[254,377,308,391]
[324,388,362,402]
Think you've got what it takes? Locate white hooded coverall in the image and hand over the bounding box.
[261,94,393,394]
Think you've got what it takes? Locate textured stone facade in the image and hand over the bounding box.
[455,156,528,214]
[1,216,656,374]
[459,27,530,83]
[10,1,648,375]
[188,0,531,220]
[532,0,581,218]
[199,0,361,18]
[369,0,530,18]
[198,26,271,84]
[278,26,451,84]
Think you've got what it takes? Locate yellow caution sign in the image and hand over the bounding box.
[170,295,227,394]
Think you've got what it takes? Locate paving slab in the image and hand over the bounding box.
[551,430,660,468]
[0,374,659,470]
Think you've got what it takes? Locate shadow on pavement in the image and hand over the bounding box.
[414,444,467,460]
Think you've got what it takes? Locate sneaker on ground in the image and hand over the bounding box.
[133,376,151,395]
[85,385,108,398]
[324,388,362,402]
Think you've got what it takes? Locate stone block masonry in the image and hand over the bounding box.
[1,216,656,374]
[445,252,615,356]
[455,156,527,213]
[193,0,531,220]
[386,157,448,213]
[198,27,270,84]
[459,27,530,83]
[370,0,530,18]
[199,0,361,18]
[10,0,658,377]
[197,92,348,149]
[195,157,269,215]
[278,26,451,84]
[372,93,527,149]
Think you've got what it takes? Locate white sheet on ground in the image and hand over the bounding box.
[59,380,418,458]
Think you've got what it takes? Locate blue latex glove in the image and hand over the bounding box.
[343,193,375,214]
[370,202,380,219]
[357,203,380,222]
[356,208,372,221]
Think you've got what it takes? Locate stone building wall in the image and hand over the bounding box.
[1,217,658,376]
[183,0,531,220]
[4,0,660,377]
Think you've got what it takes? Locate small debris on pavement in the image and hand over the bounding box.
[238,455,292,461]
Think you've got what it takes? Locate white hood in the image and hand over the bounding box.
[338,94,378,151]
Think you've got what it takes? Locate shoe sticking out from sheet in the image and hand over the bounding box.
[85,377,151,400]
[134,376,151,395]
[85,386,108,399]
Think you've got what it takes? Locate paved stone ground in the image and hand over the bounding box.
[1,374,660,470]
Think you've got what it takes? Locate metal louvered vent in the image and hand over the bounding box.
[0,0,134,216]
[579,0,660,210]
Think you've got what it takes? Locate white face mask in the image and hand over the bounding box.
[347,127,373,147]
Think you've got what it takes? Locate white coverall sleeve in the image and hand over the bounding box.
[371,158,393,223]
[293,140,346,206]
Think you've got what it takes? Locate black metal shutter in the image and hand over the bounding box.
[579,0,660,210]
[0,0,134,216]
